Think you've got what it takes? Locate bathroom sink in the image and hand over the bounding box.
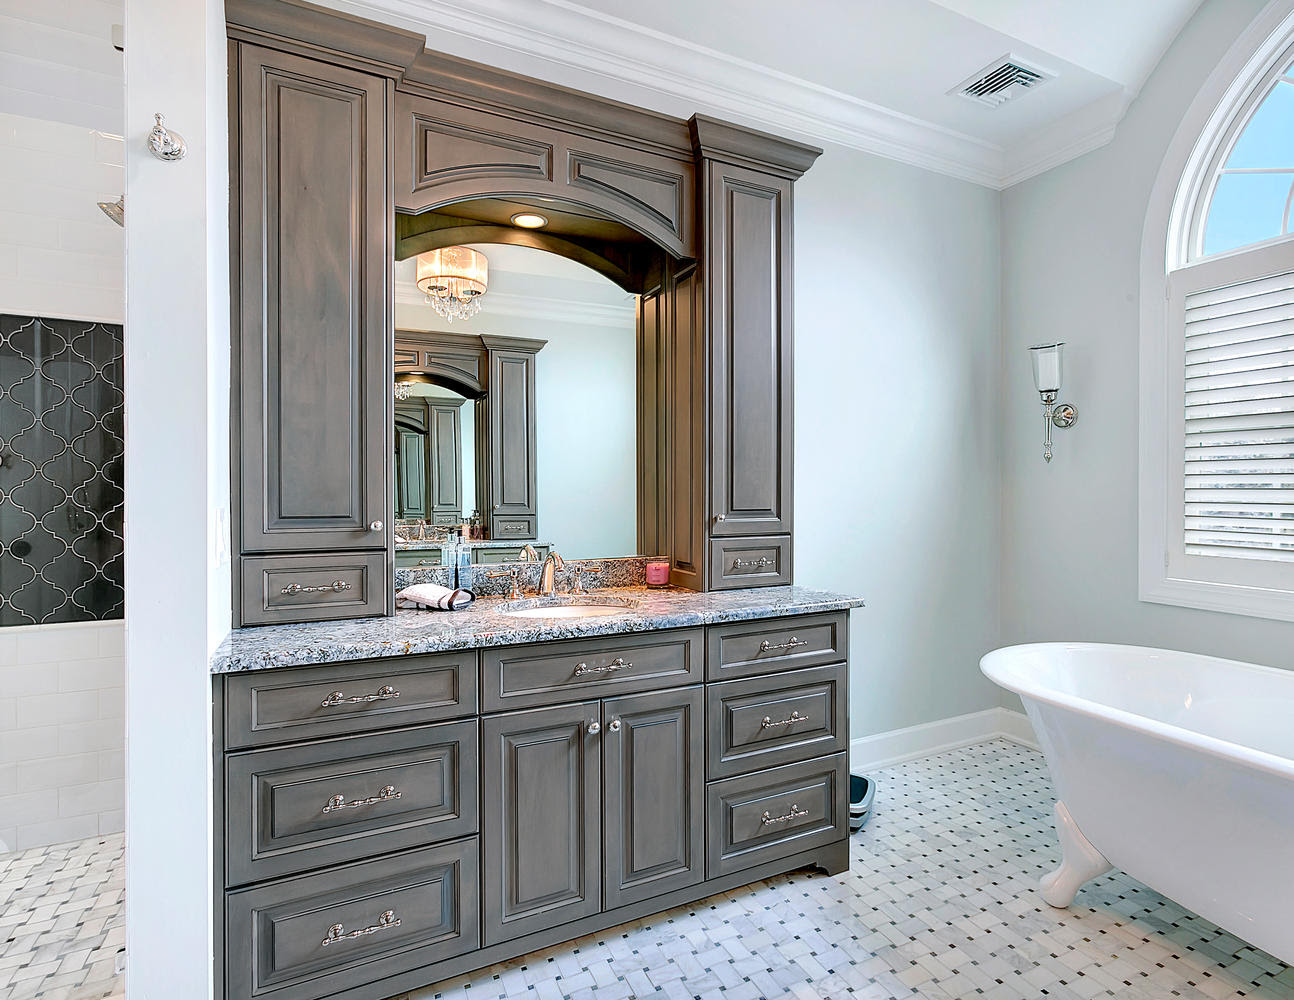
[499,597,637,619]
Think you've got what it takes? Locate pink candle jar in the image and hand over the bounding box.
[645,560,670,587]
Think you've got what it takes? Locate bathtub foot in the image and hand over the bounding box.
[1040,801,1112,907]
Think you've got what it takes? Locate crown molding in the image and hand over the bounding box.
[999,91,1130,188]
[394,285,636,328]
[317,0,1134,189]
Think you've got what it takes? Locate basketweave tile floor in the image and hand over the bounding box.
[0,834,124,1000]
[4,741,1293,1000]
[406,739,1294,1000]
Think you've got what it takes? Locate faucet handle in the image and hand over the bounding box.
[568,563,603,596]
[487,566,523,600]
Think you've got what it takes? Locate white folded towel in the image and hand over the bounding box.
[397,583,475,611]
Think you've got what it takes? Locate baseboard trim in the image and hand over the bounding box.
[849,707,1038,772]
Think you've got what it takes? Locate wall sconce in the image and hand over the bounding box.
[1029,342,1078,463]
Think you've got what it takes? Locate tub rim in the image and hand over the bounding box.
[981,641,1294,783]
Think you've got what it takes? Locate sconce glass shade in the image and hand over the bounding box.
[1030,342,1065,393]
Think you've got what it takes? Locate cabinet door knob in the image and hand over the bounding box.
[607,718,622,733]
[369,520,384,532]
[714,513,726,524]
[587,721,601,735]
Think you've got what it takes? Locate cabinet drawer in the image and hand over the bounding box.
[490,514,537,539]
[394,549,445,569]
[226,720,479,886]
[481,629,703,712]
[226,838,478,1000]
[709,535,791,590]
[224,652,478,749]
[706,753,848,878]
[707,612,848,681]
[240,552,387,625]
[707,665,847,779]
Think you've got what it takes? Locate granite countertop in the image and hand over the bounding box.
[210,585,864,674]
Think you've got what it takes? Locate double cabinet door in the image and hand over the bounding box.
[481,686,703,946]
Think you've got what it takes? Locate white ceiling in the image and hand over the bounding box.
[328,0,1210,188]
[573,0,1202,149]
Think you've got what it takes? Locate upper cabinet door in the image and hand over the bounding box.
[487,346,537,521]
[705,163,793,537]
[236,45,390,552]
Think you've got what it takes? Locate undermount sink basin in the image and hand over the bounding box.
[499,597,638,619]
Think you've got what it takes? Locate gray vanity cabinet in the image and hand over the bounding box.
[231,41,392,624]
[215,612,851,1000]
[482,701,603,945]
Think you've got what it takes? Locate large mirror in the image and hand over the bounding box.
[391,211,647,568]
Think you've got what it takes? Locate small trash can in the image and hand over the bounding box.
[849,774,876,831]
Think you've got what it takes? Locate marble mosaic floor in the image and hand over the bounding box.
[3,740,1292,999]
[0,834,123,1000]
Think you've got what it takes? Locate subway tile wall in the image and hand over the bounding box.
[0,6,127,854]
[0,620,124,852]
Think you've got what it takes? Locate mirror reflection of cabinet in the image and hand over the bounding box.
[394,331,545,540]
[395,399,463,524]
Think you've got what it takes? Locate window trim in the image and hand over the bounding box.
[1140,0,1294,623]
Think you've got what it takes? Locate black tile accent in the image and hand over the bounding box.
[0,314,124,626]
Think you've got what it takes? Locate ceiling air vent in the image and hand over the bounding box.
[951,55,1054,108]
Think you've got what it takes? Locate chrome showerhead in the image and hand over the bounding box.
[97,195,124,227]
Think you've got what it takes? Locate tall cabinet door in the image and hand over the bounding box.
[703,163,793,540]
[428,400,463,524]
[603,686,705,909]
[486,345,538,537]
[482,702,602,945]
[235,44,390,553]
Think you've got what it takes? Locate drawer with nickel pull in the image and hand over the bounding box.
[225,720,478,885]
[224,651,478,749]
[480,629,703,712]
[706,664,847,779]
[239,552,387,626]
[709,535,791,590]
[225,837,479,1000]
[705,752,848,878]
[706,612,848,681]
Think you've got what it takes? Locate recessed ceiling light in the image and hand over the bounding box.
[511,212,548,229]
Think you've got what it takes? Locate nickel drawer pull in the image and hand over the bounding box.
[759,636,808,653]
[761,710,809,730]
[731,556,772,571]
[281,580,352,596]
[573,657,632,677]
[320,684,400,708]
[761,803,809,827]
[321,909,400,948]
[322,784,401,814]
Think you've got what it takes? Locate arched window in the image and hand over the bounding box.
[1194,56,1294,259]
[1141,10,1294,621]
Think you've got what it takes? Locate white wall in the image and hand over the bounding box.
[123,0,229,995]
[795,145,1005,737]
[0,622,125,853]
[395,251,639,559]
[0,3,127,855]
[999,0,1294,700]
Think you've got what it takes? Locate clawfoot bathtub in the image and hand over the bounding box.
[981,643,1294,965]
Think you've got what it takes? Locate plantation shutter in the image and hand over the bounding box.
[1183,267,1294,559]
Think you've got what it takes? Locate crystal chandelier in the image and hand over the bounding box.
[393,380,414,400]
[416,246,488,322]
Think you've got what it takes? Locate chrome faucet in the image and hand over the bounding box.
[539,551,565,597]
[519,544,539,562]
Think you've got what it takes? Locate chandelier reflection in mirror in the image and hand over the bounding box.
[416,246,488,322]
